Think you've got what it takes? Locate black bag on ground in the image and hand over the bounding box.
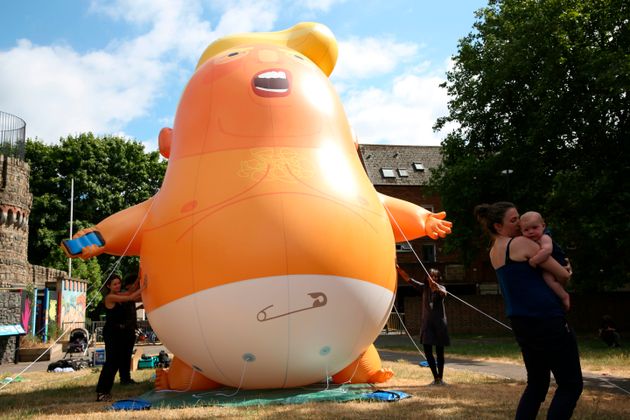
[47,359,74,372]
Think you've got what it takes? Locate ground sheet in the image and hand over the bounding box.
[127,383,386,408]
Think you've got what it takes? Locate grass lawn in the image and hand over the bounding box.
[0,334,627,419]
[378,333,630,377]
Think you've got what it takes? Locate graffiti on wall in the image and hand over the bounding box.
[20,289,32,333]
[48,297,57,327]
[59,280,86,328]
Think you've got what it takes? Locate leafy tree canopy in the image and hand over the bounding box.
[432,0,629,291]
[26,134,166,315]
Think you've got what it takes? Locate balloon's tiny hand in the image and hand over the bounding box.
[80,243,103,259]
[424,212,453,239]
[72,227,96,239]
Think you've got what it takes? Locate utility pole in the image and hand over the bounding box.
[68,178,74,278]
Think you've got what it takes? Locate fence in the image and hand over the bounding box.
[89,320,158,344]
[402,292,630,335]
[0,111,26,160]
[383,312,405,334]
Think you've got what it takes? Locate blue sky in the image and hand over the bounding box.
[0,0,487,151]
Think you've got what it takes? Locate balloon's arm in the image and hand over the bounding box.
[396,264,424,291]
[61,197,154,259]
[378,193,452,242]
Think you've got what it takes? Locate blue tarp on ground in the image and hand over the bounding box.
[130,383,406,408]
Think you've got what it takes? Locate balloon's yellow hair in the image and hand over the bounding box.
[195,22,338,77]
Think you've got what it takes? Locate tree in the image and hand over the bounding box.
[26,134,167,315]
[432,0,630,291]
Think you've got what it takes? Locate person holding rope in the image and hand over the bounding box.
[119,273,141,385]
[475,202,582,419]
[96,274,144,402]
[397,265,450,386]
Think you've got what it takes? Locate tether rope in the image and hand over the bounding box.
[193,360,249,398]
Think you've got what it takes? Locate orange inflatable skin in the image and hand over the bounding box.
[67,22,451,390]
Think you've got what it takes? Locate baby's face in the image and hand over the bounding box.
[520,218,544,241]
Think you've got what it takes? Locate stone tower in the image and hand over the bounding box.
[0,111,31,288]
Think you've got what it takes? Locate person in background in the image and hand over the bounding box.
[96,274,143,402]
[475,202,582,419]
[599,315,621,348]
[397,265,450,386]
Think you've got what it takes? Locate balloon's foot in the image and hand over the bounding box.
[154,357,221,391]
[332,344,395,384]
[368,367,394,383]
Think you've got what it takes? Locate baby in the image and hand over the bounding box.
[520,211,571,311]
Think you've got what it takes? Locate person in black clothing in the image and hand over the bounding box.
[420,268,450,385]
[475,202,581,419]
[397,265,450,386]
[599,315,621,348]
[119,274,140,385]
[96,274,143,402]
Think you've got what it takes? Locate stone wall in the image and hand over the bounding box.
[0,265,70,364]
[0,155,32,288]
[0,154,72,364]
[0,290,22,364]
[29,265,69,288]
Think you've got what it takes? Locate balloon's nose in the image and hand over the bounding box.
[258,49,279,62]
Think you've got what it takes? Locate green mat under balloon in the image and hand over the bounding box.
[137,383,376,408]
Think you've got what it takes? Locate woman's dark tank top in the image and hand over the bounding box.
[105,300,127,327]
[495,238,564,318]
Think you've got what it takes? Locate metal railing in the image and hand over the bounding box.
[383,311,405,335]
[0,111,26,159]
[90,320,159,344]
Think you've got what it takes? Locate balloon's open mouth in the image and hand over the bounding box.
[252,69,291,97]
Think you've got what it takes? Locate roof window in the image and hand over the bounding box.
[381,168,396,178]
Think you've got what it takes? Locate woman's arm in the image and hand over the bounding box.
[396,265,424,292]
[426,275,447,297]
[125,277,140,292]
[508,236,571,286]
[104,288,143,308]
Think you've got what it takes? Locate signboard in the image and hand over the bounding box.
[0,324,27,337]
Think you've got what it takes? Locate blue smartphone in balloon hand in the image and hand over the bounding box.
[62,231,105,257]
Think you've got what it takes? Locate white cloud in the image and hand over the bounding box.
[340,72,449,146]
[302,0,347,12]
[90,0,215,63]
[0,39,165,142]
[212,0,279,36]
[334,37,419,80]
[331,34,448,146]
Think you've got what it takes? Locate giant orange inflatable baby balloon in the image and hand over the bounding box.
[63,22,452,390]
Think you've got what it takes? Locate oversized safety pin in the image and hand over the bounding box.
[257,292,327,322]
